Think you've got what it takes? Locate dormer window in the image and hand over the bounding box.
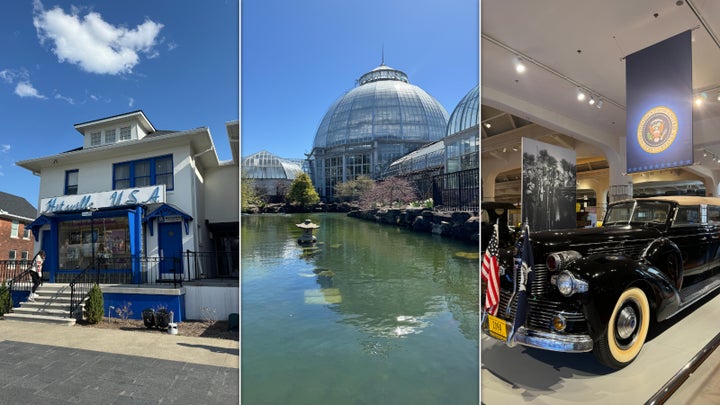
[105,129,116,143]
[120,126,131,141]
[90,131,101,146]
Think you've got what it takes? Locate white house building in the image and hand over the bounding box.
[15,111,239,321]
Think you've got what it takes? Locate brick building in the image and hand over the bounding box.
[0,192,37,263]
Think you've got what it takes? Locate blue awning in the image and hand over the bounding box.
[143,203,193,235]
[28,214,52,241]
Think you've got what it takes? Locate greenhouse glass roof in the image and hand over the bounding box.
[241,151,304,180]
[446,85,479,136]
[313,64,449,149]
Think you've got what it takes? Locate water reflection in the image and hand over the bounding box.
[241,213,479,404]
[243,213,479,343]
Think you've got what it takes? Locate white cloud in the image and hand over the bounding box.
[15,81,46,99]
[1,145,10,153]
[55,93,75,104]
[0,68,29,84]
[128,97,135,107]
[0,69,14,83]
[33,0,164,75]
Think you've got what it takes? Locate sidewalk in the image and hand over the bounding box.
[0,320,239,369]
[0,319,239,404]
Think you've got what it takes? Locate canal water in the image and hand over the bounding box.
[241,213,479,404]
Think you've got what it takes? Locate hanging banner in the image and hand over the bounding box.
[626,30,693,174]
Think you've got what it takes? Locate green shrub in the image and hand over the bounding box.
[0,281,11,316]
[84,284,104,324]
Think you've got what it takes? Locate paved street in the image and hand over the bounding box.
[0,321,239,404]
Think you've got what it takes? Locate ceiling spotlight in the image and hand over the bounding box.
[703,150,708,157]
[514,57,526,73]
[484,122,491,129]
[596,99,603,109]
[589,97,596,106]
[695,96,704,106]
[512,145,519,152]
[576,87,586,101]
[502,147,507,153]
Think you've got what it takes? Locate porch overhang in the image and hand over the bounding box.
[28,214,53,241]
[143,203,193,236]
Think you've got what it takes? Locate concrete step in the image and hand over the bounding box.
[27,295,73,304]
[3,313,76,326]
[10,283,86,325]
[13,306,72,317]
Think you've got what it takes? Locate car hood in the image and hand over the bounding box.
[529,225,663,254]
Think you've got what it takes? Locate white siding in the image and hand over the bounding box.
[205,165,239,223]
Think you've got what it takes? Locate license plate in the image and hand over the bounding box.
[486,314,508,340]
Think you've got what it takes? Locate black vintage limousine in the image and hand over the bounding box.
[482,196,720,369]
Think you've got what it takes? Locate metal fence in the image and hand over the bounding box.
[432,168,479,212]
[2,250,237,289]
[0,260,32,285]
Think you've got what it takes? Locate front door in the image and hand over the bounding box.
[41,229,51,282]
[158,222,183,276]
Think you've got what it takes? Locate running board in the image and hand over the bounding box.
[671,274,720,318]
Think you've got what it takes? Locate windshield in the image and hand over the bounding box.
[604,201,672,226]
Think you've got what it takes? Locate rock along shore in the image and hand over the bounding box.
[244,203,479,244]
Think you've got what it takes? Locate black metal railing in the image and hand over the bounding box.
[432,168,479,212]
[8,268,33,299]
[68,262,100,318]
[183,250,237,280]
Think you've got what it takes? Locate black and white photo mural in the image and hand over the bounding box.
[521,138,577,231]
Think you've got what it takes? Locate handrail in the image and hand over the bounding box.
[8,268,33,298]
[68,261,100,318]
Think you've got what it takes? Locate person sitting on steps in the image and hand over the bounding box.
[28,250,46,302]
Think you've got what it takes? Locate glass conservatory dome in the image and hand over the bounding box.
[313,64,450,149]
[242,151,304,180]
[446,85,479,136]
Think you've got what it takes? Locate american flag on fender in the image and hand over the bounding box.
[482,222,500,316]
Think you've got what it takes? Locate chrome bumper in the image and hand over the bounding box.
[483,322,594,353]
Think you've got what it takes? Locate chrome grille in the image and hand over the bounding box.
[531,263,550,296]
[498,289,586,331]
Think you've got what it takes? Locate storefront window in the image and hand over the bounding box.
[58,217,131,270]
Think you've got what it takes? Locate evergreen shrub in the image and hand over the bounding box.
[0,282,11,316]
[85,283,104,324]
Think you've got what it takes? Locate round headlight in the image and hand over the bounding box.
[556,272,574,296]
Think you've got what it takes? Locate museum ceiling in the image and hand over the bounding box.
[481,0,720,200]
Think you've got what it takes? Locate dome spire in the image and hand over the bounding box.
[381,45,385,66]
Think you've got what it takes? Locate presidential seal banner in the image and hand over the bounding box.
[626,30,693,174]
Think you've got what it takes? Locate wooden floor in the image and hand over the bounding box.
[481,290,720,404]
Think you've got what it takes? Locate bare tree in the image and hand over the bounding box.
[359,176,418,209]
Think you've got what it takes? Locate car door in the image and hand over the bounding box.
[669,205,711,278]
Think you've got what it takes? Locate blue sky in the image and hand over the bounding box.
[1,0,477,210]
[0,1,238,206]
[241,0,479,159]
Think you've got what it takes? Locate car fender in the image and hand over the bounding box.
[567,255,680,341]
[641,237,683,290]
